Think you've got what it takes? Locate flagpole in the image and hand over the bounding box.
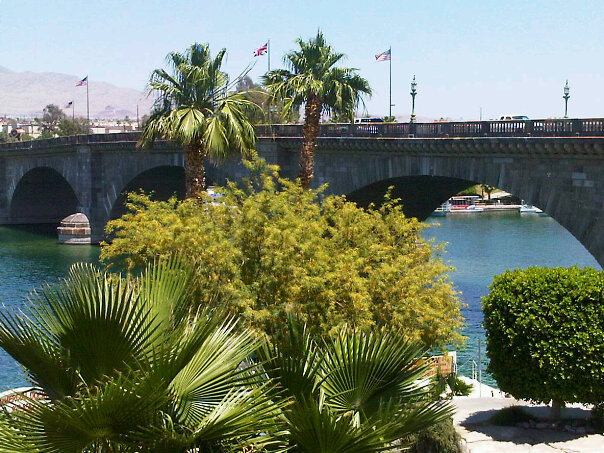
[267,38,271,73]
[72,102,75,121]
[86,78,90,125]
[389,47,392,118]
[267,39,272,124]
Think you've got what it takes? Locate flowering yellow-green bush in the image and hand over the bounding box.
[102,159,462,347]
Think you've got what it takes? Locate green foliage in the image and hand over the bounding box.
[235,75,299,124]
[102,160,462,347]
[35,103,65,136]
[591,403,604,431]
[449,376,473,396]
[483,267,604,406]
[141,42,259,195]
[456,184,481,196]
[260,320,453,452]
[384,115,396,123]
[142,42,257,157]
[0,258,455,451]
[408,418,463,453]
[329,110,354,123]
[57,117,90,135]
[37,129,55,139]
[0,258,286,451]
[263,31,371,121]
[489,406,537,426]
[430,374,473,399]
[481,184,495,200]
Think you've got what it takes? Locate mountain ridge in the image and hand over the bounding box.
[0,67,154,119]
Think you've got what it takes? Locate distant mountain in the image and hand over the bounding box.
[0,67,154,119]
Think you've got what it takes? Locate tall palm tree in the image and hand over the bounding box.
[141,43,258,198]
[0,258,286,452]
[260,321,453,452]
[263,31,371,188]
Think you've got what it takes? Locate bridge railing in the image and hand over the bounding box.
[1,119,604,151]
[255,118,604,139]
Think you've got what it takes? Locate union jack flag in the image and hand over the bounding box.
[375,49,391,62]
[76,76,88,87]
[254,43,268,57]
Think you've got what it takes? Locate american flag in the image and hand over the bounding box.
[375,49,391,62]
[254,42,268,57]
[76,76,88,87]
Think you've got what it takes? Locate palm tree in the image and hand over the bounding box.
[141,43,258,198]
[260,321,453,452]
[0,258,285,452]
[263,31,371,188]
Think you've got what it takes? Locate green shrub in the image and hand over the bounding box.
[431,374,473,399]
[408,418,463,453]
[102,159,463,347]
[448,375,473,396]
[489,406,537,426]
[483,267,604,411]
[592,403,604,431]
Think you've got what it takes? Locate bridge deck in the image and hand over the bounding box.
[1,118,604,152]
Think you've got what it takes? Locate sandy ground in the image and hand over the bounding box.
[453,378,604,452]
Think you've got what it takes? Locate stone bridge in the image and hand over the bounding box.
[0,120,601,266]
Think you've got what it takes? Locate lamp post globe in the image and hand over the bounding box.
[563,80,570,119]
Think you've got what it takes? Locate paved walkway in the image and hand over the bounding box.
[453,379,604,452]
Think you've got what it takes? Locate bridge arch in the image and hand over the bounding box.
[307,151,603,266]
[9,167,80,224]
[108,165,186,221]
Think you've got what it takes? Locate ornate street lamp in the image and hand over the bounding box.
[410,75,418,123]
[563,80,570,119]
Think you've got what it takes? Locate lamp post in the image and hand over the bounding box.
[563,80,570,119]
[410,75,418,123]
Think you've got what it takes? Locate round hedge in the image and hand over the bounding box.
[483,267,604,405]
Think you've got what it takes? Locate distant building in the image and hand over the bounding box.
[90,119,137,134]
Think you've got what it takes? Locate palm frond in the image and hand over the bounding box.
[259,318,322,401]
[263,30,371,122]
[139,42,257,169]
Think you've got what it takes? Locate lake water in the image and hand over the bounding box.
[424,211,600,385]
[0,214,600,390]
[0,226,99,390]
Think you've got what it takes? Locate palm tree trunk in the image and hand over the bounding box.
[185,145,207,198]
[300,94,321,189]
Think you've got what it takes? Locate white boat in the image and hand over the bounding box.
[448,196,484,213]
[519,201,543,214]
[432,202,450,217]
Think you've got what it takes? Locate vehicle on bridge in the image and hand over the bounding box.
[499,115,530,121]
[354,117,385,124]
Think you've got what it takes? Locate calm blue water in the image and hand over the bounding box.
[424,212,600,385]
[0,215,599,390]
[0,226,99,390]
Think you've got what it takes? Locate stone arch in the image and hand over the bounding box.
[9,166,80,224]
[312,152,601,265]
[346,176,479,219]
[108,165,186,221]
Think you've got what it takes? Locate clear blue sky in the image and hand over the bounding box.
[1,0,603,119]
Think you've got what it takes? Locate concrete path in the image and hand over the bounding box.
[453,379,604,452]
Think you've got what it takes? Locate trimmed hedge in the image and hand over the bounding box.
[483,267,604,406]
[408,418,463,453]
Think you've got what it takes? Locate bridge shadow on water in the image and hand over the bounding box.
[346,175,475,220]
